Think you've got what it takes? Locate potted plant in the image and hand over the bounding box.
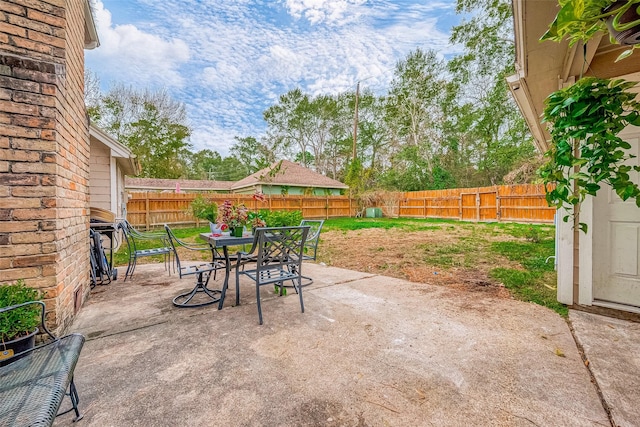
[538,77,640,232]
[217,200,249,237]
[0,280,43,363]
[541,0,640,60]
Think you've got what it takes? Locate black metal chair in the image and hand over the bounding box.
[0,301,85,425]
[164,224,227,308]
[118,220,172,281]
[235,226,310,325]
[300,219,324,262]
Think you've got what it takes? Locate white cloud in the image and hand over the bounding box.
[284,0,368,25]
[88,0,461,156]
[88,1,190,88]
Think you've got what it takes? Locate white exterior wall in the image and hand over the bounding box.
[89,139,112,212]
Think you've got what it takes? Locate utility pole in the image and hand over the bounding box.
[352,81,360,160]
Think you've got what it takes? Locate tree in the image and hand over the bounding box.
[230,136,274,174]
[86,81,193,178]
[449,0,537,185]
[123,102,191,179]
[184,149,223,180]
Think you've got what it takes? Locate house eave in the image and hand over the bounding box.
[84,0,100,49]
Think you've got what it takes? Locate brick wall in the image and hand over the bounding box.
[1,0,91,333]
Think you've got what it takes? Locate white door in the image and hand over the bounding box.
[592,137,640,311]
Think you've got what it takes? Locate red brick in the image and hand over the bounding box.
[13,90,56,106]
[0,33,8,44]
[9,34,53,55]
[21,0,65,18]
[41,152,55,162]
[12,230,55,242]
[41,174,55,185]
[28,30,65,49]
[13,115,55,128]
[40,220,56,231]
[1,267,41,281]
[11,186,55,197]
[13,67,58,85]
[0,173,39,186]
[1,124,40,138]
[0,21,26,37]
[0,149,40,161]
[0,234,9,245]
[27,8,64,27]
[0,99,38,115]
[13,208,57,221]
[12,138,55,151]
[0,258,11,270]
[42,197,56,208]
[41,83,55,95]
[0,197,40,209]
[0,244,42,257]
[8,13,54,34]
[0,2,26,16]
[13,253,57,267]
[0,75,40,92]
[0,209,10,221]
[0,220,39,232]
[0,87,11,100]
[40,129,55,140]
[0,161,8,172]
[12,162,56,174]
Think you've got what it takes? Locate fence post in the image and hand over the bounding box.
[145,192,150,231]
[495,186,501,221]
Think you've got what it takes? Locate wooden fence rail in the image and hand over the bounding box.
[125,193,357,230]
[396,184,555,223]
[125,184,555,230]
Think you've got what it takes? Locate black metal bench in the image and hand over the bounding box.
[0,301,85,426]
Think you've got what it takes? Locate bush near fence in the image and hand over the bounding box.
[125,184,554,230]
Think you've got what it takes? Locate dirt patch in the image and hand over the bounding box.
[317,228,514,299]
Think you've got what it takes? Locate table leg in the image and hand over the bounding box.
[217,246,231,310]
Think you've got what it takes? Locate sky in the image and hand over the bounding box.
[86,0,463,156]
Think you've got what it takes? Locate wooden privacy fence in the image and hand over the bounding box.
[126,192,356,230]
[395,184,555,223]
[126,184,555,229]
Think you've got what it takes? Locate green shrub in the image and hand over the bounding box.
[0,280,42,342]
[260,209,303,227]
[191,195,218,223]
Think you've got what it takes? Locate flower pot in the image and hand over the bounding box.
[230,227,244,237]
[605,1,640,45]
[0,327,38,366]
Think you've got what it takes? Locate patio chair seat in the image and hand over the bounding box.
[236,226,310,325]
[165,224,227,308]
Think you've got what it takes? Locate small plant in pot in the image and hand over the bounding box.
[0,280,43,363]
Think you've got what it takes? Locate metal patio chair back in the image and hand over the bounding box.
[164,224,226,307]
[117,220,172,281]
[235,226,310,325]
[299,219,324,262]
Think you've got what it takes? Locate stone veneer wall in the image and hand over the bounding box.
[0,0,91,333]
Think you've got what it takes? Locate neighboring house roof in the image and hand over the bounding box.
[231,160,348,191]
[89,125,140,175]
[125,177,234,192]
[507,0,636,153]
[84,0,99,49]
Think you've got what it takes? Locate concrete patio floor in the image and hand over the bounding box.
[53,262,639,426]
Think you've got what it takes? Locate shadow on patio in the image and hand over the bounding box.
[55,262,614,426]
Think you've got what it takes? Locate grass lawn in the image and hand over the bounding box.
[112,218,564,316]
